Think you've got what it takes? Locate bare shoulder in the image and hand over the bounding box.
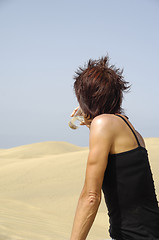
[90,114,119,130]
[89,114,118,155]
[90,114,118,137]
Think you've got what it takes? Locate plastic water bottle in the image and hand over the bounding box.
[68,107,84,130]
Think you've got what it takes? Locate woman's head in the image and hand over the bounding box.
[74,56,130,119]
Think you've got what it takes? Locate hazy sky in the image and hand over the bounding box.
[0,0,159,148]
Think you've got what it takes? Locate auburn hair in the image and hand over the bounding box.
[73,56,130,119]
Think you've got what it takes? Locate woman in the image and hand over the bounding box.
[70,56,159,240]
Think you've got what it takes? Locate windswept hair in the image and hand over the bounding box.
[73,55,130,119]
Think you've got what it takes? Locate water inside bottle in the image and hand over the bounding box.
[68,108,84,130]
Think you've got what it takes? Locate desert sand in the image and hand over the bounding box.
[0,139,158,240]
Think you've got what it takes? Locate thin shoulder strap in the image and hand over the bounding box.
[115,114,141,147]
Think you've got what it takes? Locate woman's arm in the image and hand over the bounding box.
[70,116,113,240]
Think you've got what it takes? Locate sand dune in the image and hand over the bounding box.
[0,141,86,159]
[0,139,158,240]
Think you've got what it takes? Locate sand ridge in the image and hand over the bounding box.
[0,141,87,159]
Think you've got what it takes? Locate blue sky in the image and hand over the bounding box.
[0,0,159,148]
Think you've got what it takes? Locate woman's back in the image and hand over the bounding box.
[109,114,145,154]
[102,114,159,240]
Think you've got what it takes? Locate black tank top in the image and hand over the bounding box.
[102,114,159,240]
